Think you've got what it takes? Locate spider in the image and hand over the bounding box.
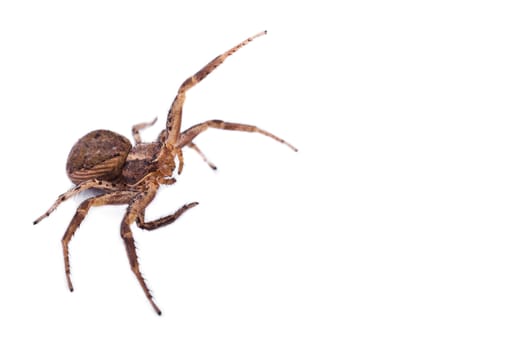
[34,31,297,315]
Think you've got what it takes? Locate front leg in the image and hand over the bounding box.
[187,142,217,170]
[176,120,298,152]
[164,31,268,150]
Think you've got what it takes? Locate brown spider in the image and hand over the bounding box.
[34,31,297,315]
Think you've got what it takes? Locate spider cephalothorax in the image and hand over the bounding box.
[34,31,297,315]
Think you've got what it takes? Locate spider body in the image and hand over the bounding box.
[67,129,167,186]
[34,31,297,315]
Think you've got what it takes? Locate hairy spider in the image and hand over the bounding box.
[34,31,297,315]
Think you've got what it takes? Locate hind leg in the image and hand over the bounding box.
[34,179,131,225]
[61,191,136,291]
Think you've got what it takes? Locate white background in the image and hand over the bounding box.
[1,0,525,349]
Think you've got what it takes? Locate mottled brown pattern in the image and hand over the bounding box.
[34,31,297,315]
[121,143,162,184]
[66,130,131,184]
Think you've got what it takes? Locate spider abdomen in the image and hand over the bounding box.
[66,130,132,184]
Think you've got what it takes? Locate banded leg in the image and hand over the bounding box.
[132,117,158,144]
[164,31,268,149]
[33,179,130,224]
[136,202,199,231]
[176,120,298,152]
[120,183,162,315]
[62,191,136,291]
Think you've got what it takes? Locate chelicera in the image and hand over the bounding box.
[34,31,297,315]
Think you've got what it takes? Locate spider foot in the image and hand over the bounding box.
[152,302,162,316]
[34,207,57,224]
[33,215,45,225]
[67,278,74,292]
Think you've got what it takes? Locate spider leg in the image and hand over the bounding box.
[159,129,216,171]
[176,148,185,175]
[187,142,217,170]
[62,191,136,292]
[176,120,298,152]
[158,125,216,170]
[164,31,267,152]
[121,183,163,315]
[33,179,131,225]
[136,202,199,231]
[132,117,158,144]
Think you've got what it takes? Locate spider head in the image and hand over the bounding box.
[121,142,165,185]
[154,145,178,179]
